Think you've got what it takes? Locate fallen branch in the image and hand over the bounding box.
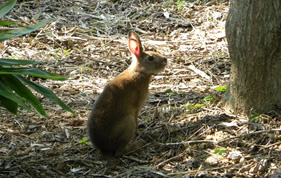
[159,140,215,146]
[188,65,211,80]
[217,128,281,144]
[159,129,281,146]
[123,156,150,164]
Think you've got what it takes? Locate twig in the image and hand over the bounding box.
[188,65,211,80]
[217,128,281,144]
[156,153,183,168]
[123,155,150,164]
[159,140,215,146]
[159,129,281,146]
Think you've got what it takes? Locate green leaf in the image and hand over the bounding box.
[1,75,48,118]
[0,58,44,66]
[0,20,17,26]
[0,80,32,112]
[214,148,227,155]
[0,95,18,114]
[0,68,67,80]
[204,95,214,101]
[17,76,74,114]
[184,103,193,109]
[250,114,262,121]
[79,138,89,144]
[0,0,17,19]
[194,103,204,108]
[32,14,40,21]
[164,88,173,93]
[164,88,178,94]
[184,103,204,113]
[184,103,204,109]
[0,19,54,42]
[215,86,227,92]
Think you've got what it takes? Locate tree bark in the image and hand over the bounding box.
[224,0,281,116]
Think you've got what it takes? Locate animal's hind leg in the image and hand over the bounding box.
[115,139,145,157]
[113,115,145,157]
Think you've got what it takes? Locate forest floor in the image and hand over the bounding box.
[1,0,281,177]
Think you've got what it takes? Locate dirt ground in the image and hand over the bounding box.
[0,0,280,177]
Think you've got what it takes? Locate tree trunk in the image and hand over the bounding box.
[224,0,281,116]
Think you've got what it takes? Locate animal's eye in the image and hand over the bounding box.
[148,56,154,61]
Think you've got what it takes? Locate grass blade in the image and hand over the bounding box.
[0,19,54,42]
[0,58,44,66]
[0,20,17,26]
[0,0,17,19]
[0,80,32,112]
[0,68,67,80]
[2,75,48,118]
[17,76,74,114]
[0,95,18,114]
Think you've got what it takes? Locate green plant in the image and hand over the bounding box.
[203,95,214,101]
[250,114,263,121]
[214,147,227,155]
[184,94,216,113]
[214,86,227,92]
[176,0,185,11]
[79,138,89,145]
[164,88,178,95]
[54,49,71,60]
[0,0,74,118]
[184,103,204,113]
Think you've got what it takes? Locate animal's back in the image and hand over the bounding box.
[87,71,150,155]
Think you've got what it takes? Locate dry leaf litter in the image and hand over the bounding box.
[0,0,280,177]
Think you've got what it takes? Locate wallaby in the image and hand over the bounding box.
[87,31,167,157]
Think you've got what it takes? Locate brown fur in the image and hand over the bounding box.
[87,31,167,157]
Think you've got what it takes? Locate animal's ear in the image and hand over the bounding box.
[128,31,143,58]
